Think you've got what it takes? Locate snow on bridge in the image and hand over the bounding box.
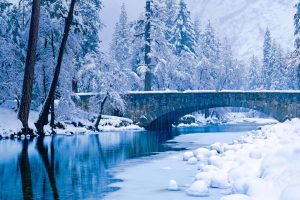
[76,90,300,130]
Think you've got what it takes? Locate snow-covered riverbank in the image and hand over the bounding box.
[0,105,142,138]
[105,119,300,200]
[176,111,277,128]
[179,119,300,200]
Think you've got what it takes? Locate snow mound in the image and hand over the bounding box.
[167,180,179,191]
[179,119,300,199]
[186,180,209,197]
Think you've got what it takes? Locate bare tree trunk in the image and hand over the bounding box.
[35,0,76,134]
[204,109,210,119]
[95,93,109,131]
[72,77,78,93]
[18,0,41,133]
[144,0,152,91]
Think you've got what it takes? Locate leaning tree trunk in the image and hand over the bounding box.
[35,0,76,134]
[144,0,152,91]
[18,0,41,133]
[95,93,109,131]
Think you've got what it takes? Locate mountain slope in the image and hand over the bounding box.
[187,0,296,60]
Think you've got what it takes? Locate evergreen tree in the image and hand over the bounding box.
[294,2,300,89]
[110,3,131,67]
[144,0,153,91]
[164,0,177,42]
[248,56,262,90]
[170,0,196,55]
[200,22,220,63]
[194,16,201,44]
[262,28,272,89]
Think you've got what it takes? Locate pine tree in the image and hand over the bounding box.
[194,16,201,44]
[262,28,272,89]
[170,0,196,55]
[110,3,131,67]
[294,2,300,89]
[200,22,220,63]
[164,0,177,42]
[144,0,152,91]
[248,56,261,90]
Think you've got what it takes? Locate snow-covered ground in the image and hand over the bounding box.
[176,112,277,127]
[105,119,300,200]
[0,102,142,137]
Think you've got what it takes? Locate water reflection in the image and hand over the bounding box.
[0,124,261,200]
[0,130,181,200]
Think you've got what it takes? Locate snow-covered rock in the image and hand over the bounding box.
[195,172,212,185]
[193,147,211,157]
[211,171,230,189]
[186,181,209,197]
[210,142,224,153]
[187,157,198,165]
[183,151,194,161]
[167,180,179,191]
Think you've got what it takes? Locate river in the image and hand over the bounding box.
[0,123,268,200]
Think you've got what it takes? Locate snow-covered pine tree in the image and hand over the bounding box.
[0,1,24,104]
[248,56,262,90]
[262,28,273,89]
[294,1,300,89]
[196,22,220,90]
[200,22,220,64]
[164,0,177,42]
[110,3,131,68]
[144,0,153,91]
[270,42,285,90]
[194,16,201,44]
[0,1,32,104]
[217,39,237,90]
[170,0,196,56]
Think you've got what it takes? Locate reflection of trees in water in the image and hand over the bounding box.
[19,139,33,200]
[1,130,179,199]
[36,136,59,200]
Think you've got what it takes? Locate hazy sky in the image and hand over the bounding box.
[100,0,145,52]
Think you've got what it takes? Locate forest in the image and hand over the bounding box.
[0,0,300,134]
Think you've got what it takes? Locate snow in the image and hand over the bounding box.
[0,103,142,137]
[105,119,300,200]
[180,119,300,199]
[188,0,296,60]
[183,151,194,161]
[187,157,198,165]
[186,180,209,197]
[100,0,294,60]
[168,180,179,191]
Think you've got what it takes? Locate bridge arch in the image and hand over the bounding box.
[123,91,300,130]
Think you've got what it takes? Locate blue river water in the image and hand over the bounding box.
[0,123,264,200]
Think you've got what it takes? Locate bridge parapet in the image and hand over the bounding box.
[76,91,300,130]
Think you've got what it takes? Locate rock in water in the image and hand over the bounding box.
[168,180,179,191]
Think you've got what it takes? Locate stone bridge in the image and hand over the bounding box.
[77,91,300,130]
